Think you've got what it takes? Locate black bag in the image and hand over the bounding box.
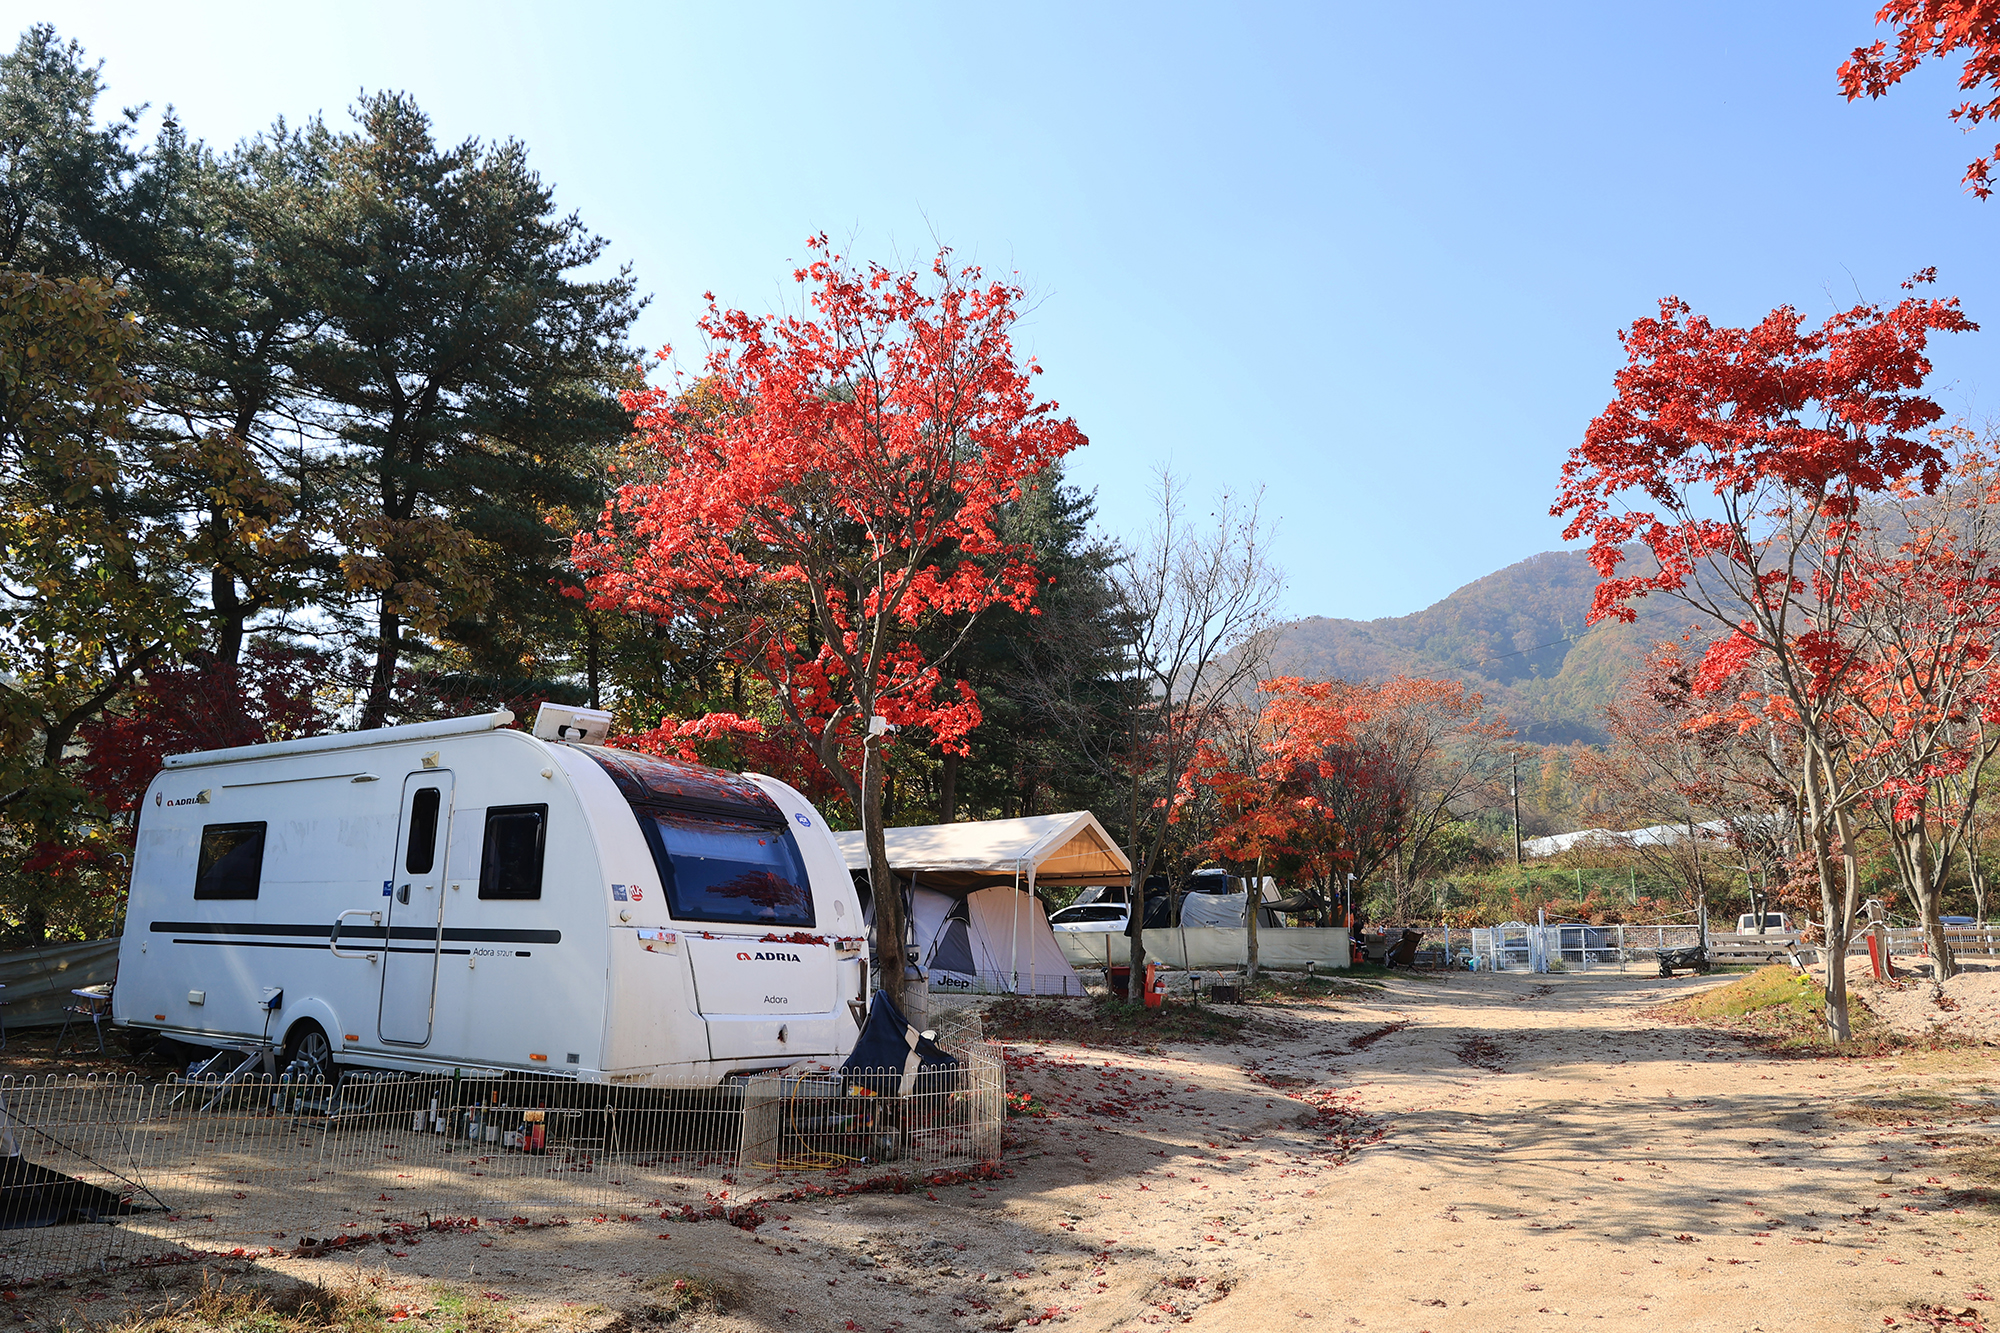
[838,991,960,1099]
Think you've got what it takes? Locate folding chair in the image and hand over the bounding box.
[55,984,110,1054]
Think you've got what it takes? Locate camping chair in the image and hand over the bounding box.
[1387,930,1422,968]
[55,984,111,1054]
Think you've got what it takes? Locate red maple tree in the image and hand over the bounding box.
[1835,453,2000,976]
[1841,1,2000,196]
[1186,677,1402,963]
[1554,275,1974,1039]
[574,238,1086,1006]
[79,642,331,817]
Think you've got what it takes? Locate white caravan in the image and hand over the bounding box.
[113,706,867,1086]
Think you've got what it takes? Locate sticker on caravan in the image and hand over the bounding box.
[383,880,393,897]
[629,886,643,901]
[610,884,628,902]
[794,812,813,828]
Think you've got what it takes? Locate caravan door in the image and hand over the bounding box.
[379,771,453,1046]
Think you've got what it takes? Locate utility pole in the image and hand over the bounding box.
[1511,752,1523,868]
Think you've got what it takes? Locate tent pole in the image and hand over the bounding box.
[1011,865,1022,993]
[1028,861,1039,997]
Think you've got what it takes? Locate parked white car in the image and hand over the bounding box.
[1048,902,1129,935]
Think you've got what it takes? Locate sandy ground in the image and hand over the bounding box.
[8,970,1997,1333]
[1852,957,2000,1046]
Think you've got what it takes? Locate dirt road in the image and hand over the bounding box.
[11,970,1997,1333]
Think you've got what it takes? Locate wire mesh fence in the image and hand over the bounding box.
[1469,923,1706,973]
[739,1041,1003,1174]
[0,1012,1001,1281]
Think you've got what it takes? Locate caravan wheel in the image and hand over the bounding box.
[282,1022,336,1089]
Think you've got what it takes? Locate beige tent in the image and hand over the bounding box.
[831,811,1130,894]
[832,813,1129,996]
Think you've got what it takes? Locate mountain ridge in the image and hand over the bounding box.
[1266,549,1700,745]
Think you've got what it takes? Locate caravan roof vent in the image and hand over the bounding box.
[533,703,613,745]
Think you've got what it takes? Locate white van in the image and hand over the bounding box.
[113,706,867,1087]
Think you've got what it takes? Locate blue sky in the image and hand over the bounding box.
[13,2,1997,620]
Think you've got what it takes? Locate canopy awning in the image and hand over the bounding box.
[832,811,1131,893]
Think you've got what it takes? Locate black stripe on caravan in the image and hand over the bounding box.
[149,921,561,944]
[175,939,464,955]
[168,939,531,956]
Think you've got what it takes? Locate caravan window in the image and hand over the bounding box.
[195,823,266,900]
[478,805,547,900]
[639,813,814,927]
[405,787,442,874]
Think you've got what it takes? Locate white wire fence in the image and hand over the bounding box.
[0,1018,1001,1281]
[1468,923,1707,973]
[1466,922,2000,973]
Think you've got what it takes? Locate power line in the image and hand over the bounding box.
[1473,633,1583,669]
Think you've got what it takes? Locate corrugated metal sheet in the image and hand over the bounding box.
[0,939,118,1028]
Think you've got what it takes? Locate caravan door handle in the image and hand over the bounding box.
[331,910,382,961]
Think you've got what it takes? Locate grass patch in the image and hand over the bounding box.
[1948,1140,2000,1188]
[111,1274,389,1333]
[1832,1092,1993,1125]
[983,994,1251,1046]
[1928,1137,2000,1212]
[1650,965,1908,1055]
[1247,972,1386,1002]
[419,1287,518,1333]
[632,1275,727,1324]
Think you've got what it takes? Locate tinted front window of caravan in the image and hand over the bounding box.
[640,813,814,927]
[479,805,547,899]
[195,822,266,899]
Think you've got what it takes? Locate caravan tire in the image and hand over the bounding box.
[282,1021,337,1089]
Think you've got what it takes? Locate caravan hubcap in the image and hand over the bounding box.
[288,1030,333,1085]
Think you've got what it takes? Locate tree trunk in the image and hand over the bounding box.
[1970,839,1989,925]
[939,751,959,823]
[1802,745,1854,1041]
[585,616,602,710]
[360,604,401,730]
[1830,786,1865,1042]
[1126,865,1149,980]
[1245,857,1261,985]
[211,565,245,669]
[862,731,909,1014]
[1126,757,1147,977]
[1923,903,1958,982]
[1896,819,1959,981]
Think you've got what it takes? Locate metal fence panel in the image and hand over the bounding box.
[1,1028,1003,1281]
